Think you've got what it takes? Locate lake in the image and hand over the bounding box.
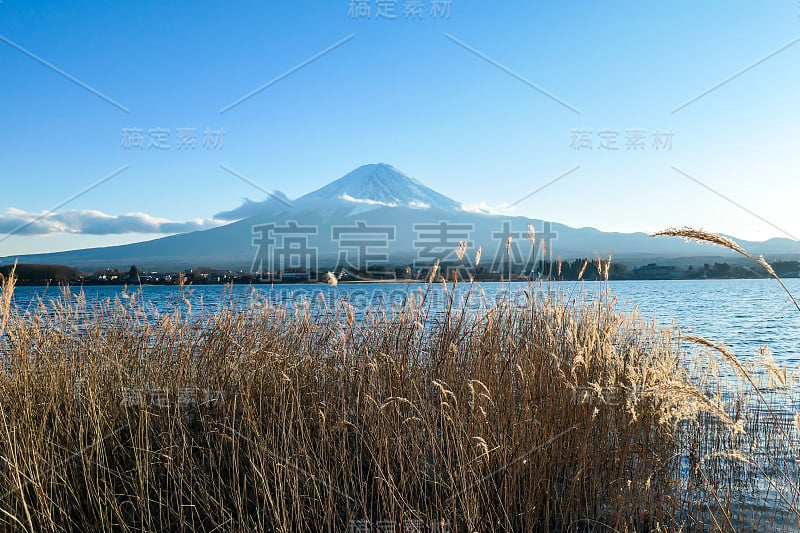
[7,278,800,369]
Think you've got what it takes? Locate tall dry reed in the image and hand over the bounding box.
[0,230,796,531]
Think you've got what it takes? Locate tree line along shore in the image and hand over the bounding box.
[2,259,799,287]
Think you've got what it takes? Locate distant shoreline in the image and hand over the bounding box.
[7,277,800,289]
[3,260,798,287]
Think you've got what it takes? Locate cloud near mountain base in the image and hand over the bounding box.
[0,208,222,236]
[213,191,293,221]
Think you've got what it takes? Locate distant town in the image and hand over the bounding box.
[2,260,799,287]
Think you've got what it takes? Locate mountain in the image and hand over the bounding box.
[297,163,462,212]
[3,163,800,273]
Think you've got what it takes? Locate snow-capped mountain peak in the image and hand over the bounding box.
[297,163,461,212]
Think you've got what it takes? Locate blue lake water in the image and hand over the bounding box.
[7,278,800,368]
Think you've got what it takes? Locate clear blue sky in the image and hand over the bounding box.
[2,1,799,255]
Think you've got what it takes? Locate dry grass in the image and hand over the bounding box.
[0,230,797,531]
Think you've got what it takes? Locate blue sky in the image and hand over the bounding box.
[1,1,799,255]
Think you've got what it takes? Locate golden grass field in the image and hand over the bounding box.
[0,228,798,532]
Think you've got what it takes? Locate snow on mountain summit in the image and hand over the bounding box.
[297,163,461,212]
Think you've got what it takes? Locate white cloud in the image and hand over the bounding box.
[0,208,223,236]
[459,202,517,215]
[214,191,293,221]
